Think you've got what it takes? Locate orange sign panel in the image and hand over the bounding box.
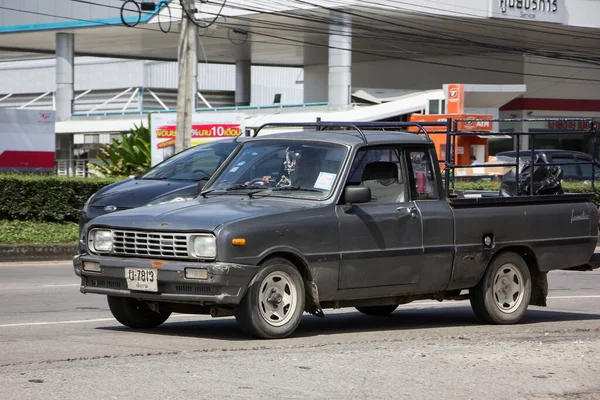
[407,114,494,132]
[446,83,464,114]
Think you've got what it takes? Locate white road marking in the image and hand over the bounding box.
[0,295,597,328]
[0,314,199,328]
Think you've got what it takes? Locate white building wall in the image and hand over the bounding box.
[523,56,600,100]
[304,64,328,103]
[251,66,304,105]
[0,59,55,93]
[76,59,144,90]
[304,54,524,103]
[0,57,303,106]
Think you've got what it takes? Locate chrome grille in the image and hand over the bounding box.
[112,230,190,259]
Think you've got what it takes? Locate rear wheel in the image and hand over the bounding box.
[356,305,398,316]
[107,296,171,329]
[234,258,305,339]
[470,252,531,324]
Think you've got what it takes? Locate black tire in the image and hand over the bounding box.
[107,296,171,329]
[355,305,398,316]
[234,258,305,339]
[470,252,532,324]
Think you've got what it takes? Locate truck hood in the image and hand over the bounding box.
[90,178,198,208]
[88,195,313,232]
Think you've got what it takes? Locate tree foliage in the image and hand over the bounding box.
[89,124,151,177]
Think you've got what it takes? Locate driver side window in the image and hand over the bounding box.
[346,147,408,204]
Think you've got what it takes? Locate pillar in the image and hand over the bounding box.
[328,13,352,110]
[235,60,251,106]
[56,33,74,121]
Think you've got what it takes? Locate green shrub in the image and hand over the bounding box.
[0,220,79,244]
[0,174,121,223]
[89,124,151,177]
[451,180,600,206]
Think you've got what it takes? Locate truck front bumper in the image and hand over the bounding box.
[73,255,259,305]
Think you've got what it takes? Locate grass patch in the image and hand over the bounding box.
[0,220,79,244]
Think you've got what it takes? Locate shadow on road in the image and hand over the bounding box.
[96,304,600,341]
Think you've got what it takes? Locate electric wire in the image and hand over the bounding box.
[5,2,600,83]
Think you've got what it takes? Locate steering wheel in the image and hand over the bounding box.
[192,169,212,179]
[249,177,276,187]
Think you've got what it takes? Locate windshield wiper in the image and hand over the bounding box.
[270,186,324,193]
[225,184,265,191]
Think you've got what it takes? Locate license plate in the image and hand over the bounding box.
[125,268,158,292]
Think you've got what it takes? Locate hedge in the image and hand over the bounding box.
[0,174,122,223]
[452,180,600,206]
[1,173,599,224]
[0,219,79,244]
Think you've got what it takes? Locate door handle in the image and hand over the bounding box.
[397,205,418,218]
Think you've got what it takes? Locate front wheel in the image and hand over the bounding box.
[234,258,305,339]
[470,252,532,324]
[107,296,171,329]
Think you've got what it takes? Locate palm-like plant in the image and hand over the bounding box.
[88,124,151,177]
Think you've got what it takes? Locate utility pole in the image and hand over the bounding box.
[175,0,198,153]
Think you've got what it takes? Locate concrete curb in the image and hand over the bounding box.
[0,244,77,262]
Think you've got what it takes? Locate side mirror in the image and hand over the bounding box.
[345,186,371,204]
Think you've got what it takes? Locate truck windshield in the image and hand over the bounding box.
[140,140,238,181]
[207,140,348,199]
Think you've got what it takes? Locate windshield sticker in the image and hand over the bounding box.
[229,167,240,172]
[236,161,246,166]
[314,172,336,191]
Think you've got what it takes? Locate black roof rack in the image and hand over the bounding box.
[252,120,451,144]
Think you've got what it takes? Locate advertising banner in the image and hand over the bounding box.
[0,109,55,172]
[150,112,245,166]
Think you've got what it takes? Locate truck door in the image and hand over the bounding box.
[336,147,424,290]
[405,148,454,293]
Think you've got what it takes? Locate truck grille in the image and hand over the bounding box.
[112,230,190,259]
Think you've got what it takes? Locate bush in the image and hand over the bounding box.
[452,180,600,206]
[89,124,151,177]
[0,174,121,223]
[0,220,78,244]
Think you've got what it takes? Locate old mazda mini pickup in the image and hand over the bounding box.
[73,120,599,339]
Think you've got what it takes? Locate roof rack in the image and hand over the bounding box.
[251,120,450,144]
[445,117,597,200]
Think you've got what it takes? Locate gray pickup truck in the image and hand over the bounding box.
[73,121,599,339]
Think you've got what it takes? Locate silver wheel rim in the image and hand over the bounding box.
[492,263,525,314]
[258,271,298,327]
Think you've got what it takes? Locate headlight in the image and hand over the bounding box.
[189,234,216,259]
[88,229,113,253]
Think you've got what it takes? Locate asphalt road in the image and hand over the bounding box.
[0,261,598,400]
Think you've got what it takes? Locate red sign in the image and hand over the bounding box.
[154,123,241,149]
[547,120,595,131]
[407,114,494,132]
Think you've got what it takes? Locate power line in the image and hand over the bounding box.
[5,3,600,83]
